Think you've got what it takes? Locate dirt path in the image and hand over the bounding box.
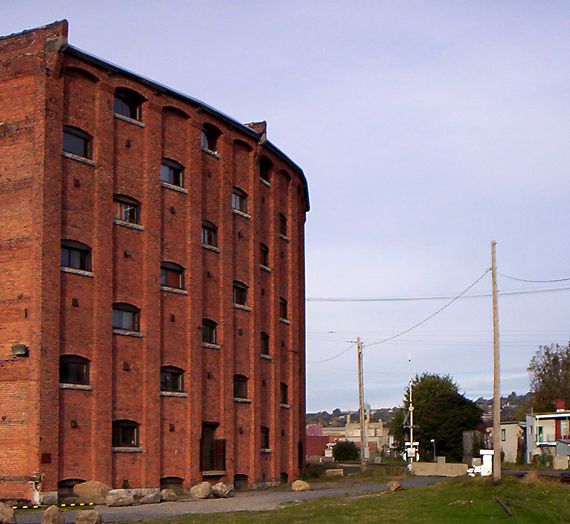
[16,477,440,523]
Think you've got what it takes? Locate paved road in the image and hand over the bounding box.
[17,477,440,523]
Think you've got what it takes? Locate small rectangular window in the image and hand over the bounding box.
[233,375,248,399]
[114,197,140,224]
[202,319,217,344]
[112,421,139,447]
[61,241,92,271]
[202,222,218,248]
[63,126,92,159]
[160,263,185,290]
[113,304,140,332]
[233,282,248,306]
[161,367,184,392]
[260,244,269,267]
[60,356,90,385]
[161,159,184,187]
[280,383,288,405]
[279,298,288,320]
[261,426,270,450]
[232,188,248,213]
[279,213,287,237]
[260,332,270,356]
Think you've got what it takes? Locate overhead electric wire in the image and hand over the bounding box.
[307,342,356,363]
[306,284,570,302]
[498,272,570,283]
[364,269,491,348]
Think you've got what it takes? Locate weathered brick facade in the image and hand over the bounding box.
[0,21,308,501]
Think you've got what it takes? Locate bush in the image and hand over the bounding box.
[332,440,359,461]
[302,462,327,479]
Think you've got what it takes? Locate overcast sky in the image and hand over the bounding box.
[4,1,570,412]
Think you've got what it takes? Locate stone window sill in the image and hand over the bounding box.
[161,181,188,194]
[113,218,144,231]
[161,286,188,295]
[260,354,272,360]
[202,470,226,476]
[113,329,143,338]
[234,397,252,404]
[202,244,220,253]
[232,209,251,220]
[280,403,290,409]
[260,448,272,454]
[202,342,221,350]
[59,383,93,391]
[202,149,220,159]
[260,178,271,187]
[114,113,145,127]
[62,151,96,166]
[260,264,272,273]
[233,304,251,312]
[279,234,289,242]
[112,447,143,453]
[61,267,94,278]
[160,391,188,398]
[279,318,290,325]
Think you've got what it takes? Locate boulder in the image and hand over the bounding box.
[75,509,103,524]
[40,493,58,506]
[324,469,344,478]
[0,503,16,524]
[159,489,177,502]
[42,506,64,524]
[211,482,235,498]
[140,493,162,504]
[105,489,134,507]
[387,480,401,492]
[189,482,212,500]
[291,480,310,492]
[73,481,112,505]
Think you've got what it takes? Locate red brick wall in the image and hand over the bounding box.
[0,21,308,498]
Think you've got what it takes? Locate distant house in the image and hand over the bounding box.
[498,421,525,463]
[525,400,570,464]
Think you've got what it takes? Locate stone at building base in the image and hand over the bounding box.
[387,481,401,491]
[41,506,64,524]
[0,503,16,524]
[189,483,211,500]
[291,480,310,492]
[39,493,58,506]
[211,482,234,498]
[324,469,343,478]
[75,509,103,524]
[74,482,112,505]
[140,493,161,504]
[159,489,177,502]
[105,489,134,507]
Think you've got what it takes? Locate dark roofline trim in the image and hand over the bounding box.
[62,45,309,211]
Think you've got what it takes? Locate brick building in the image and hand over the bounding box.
[0,21,309,501]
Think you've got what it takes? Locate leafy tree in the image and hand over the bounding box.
[332,440,359,461]
[528,343,570,412]
[392,373,482,462]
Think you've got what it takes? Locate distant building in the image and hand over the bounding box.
[525,400,570,464]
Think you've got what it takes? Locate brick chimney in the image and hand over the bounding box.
[555,399,566,412]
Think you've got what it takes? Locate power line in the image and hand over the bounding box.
[364,269,491,348]
[306,284,570,302]
[307,342,356,363]
[498,272,570,283]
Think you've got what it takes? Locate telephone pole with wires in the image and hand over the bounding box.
[491,241,501,482]
[357,336,367,472]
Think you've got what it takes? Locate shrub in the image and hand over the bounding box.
[302,462,327,479]
[332,440,359,461]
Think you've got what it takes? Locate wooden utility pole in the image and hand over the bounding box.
[491,241,502,482]
[357,337,367,472]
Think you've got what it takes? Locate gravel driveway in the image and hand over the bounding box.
[16,477,440,524]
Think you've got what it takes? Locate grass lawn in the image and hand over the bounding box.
[135,476,570,524]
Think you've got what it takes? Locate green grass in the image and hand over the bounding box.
[131,476,570,524]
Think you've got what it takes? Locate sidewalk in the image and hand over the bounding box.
[16,477,439,523]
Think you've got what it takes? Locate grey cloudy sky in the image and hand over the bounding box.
[3,1,569,411]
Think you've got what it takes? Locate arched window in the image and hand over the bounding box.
[61,240,92,271]
[260,332,270,356]
[233,374,248,400]
[202,318,217,344]
[280,382,289,405]
[202,220,218,248]
[231,187,248,214]
[200,123,221,154]
[114,195,140,224]
[160,158,184,187]
[160,366,184,392]
[260,243,269,267]
[279,213,288,237]
[259,156,272,184]
[63,126,92,159]
[279,297,288,321]
[60,355,90,385]
[114,88,143,121]
[160,262,185,290]
[233,281,248,306]
[112,303,140,332]
[112,420,139,448]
